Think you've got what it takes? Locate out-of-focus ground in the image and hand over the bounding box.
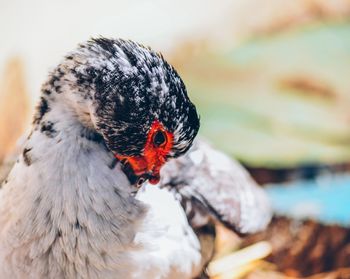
[2,1,350,278]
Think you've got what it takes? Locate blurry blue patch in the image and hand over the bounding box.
[266,174,350,226]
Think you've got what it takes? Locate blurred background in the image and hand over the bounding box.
[1,0,350,278]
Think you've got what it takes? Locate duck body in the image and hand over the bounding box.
[0,38,270,279]
[0,108,204,279]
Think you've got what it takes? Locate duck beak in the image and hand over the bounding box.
[116,155,164,185]
[148,171,160,185]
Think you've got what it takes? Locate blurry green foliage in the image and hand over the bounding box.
[180,22,350,167]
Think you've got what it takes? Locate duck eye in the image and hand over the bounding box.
[153,130,166,147]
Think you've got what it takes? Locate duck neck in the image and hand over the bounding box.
[0,91,147,277]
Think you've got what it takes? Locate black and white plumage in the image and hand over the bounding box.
[157,139,271,235]
[0,38,271,279]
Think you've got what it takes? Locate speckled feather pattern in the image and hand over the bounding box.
[0,38,201,279]
[0,38,270,279]
[38,38,199,157]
